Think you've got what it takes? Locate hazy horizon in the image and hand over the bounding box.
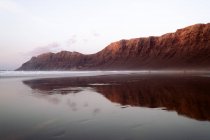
[1,0,210,70]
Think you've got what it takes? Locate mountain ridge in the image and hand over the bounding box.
[17,23,210,70]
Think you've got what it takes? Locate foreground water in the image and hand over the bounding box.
[0,71,210,140]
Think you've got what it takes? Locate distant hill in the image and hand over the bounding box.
[17,23,210,70]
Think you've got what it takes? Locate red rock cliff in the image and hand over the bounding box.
[17,23,210,70]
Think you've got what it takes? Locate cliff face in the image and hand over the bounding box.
[18,51,86,70]
[17,23,210,70]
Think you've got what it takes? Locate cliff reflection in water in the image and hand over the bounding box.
[23,74,210,121]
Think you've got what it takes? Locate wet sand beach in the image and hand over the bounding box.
[1,71,210,140]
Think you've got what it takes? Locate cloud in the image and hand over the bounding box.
[83,39,88,43]
[0,0,23,14]
[27,43,61,56]
[23,35,79,58]
[0,0,55,28]
[66,35,77,48]
[22,34,80,58]
[93,32,100,37]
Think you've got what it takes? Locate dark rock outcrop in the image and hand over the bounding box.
[17,23,210,70]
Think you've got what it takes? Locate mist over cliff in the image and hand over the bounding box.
[17,23,210,70]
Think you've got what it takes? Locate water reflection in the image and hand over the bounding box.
[23,74,210,121]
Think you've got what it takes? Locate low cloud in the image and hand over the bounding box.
[93,33,100,37]
[23,35,79,58]
[66,35,77,48]
[93,32,100,37]
[27,43,61,56]
[83,39,88,43]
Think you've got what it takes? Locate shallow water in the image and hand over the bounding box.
[0,71,210,140]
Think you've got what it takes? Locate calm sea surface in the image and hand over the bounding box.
[0,71,210,140]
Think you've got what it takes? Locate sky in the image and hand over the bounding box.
[0,0,210,70]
